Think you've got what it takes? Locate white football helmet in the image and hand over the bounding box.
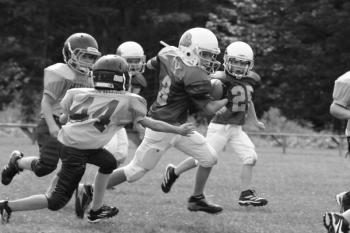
[178,27,221,74]
[224,41,254,79]
[116,41,146,75]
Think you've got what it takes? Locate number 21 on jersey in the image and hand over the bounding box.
[230,85,253,112]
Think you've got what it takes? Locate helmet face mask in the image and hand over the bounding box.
[63,33,101,75]
[116,41,146,75]
[178,28,221,74]
[224,41,254,79]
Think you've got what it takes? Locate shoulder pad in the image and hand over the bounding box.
[336,71,350,84]
[158,46,179,57]
[246,71,261,83]
[210,71,226,80]
[44,63,76,81]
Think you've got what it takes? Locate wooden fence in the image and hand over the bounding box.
[0,123,347,156]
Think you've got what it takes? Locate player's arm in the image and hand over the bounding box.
[138,117,195,136]
[41,94,60,137]
[330,79,350,119]
[330,102,350,119]
[246,100,265,130]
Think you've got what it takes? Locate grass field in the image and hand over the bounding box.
[1,136,350,233]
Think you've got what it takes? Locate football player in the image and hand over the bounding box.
[76,27,229,215]
[161,41,269,207]
[323,71,350,232]
[0,55,195,224]
[1,33,101,192]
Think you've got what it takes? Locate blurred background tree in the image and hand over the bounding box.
[1,0,350,132]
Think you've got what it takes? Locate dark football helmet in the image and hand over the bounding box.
[62,33,101,74]
[92,55,130,91]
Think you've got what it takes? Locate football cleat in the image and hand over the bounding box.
[336,191,350,213]
[161,164,178,193]
[75,183,94,219]
[0,200,12,224]
[323,212,349,233]
[238,189,268,207]
[87,205,119,223]
[1,150,23,185]
[187,195,223,214]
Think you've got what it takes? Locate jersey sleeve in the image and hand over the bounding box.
[131,73,147,88]
[333,79,350,107]
[60,89,75,114]
[130,95,148,123]
[43,63,75,100]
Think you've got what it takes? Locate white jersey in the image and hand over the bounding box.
[333,72,350,135]
[58,88,147,149]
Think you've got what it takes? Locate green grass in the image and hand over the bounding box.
[1,136,349,233]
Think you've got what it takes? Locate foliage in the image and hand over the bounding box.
[1,0,350,131]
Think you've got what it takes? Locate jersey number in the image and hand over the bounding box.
[70,97,119,132]
[156,75,171,106]
[230,85,253,112]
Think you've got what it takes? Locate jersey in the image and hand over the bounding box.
[147,46,212,124]
[332,71,350,135]
[41,63,93,117]
[211,71,257,125]
[58,88,147,149]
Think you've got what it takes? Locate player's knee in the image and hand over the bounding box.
[31,160,56,177]
[124,164,148,183]
[242,153,258,166]
[198,148,218,167]
[46,192,70,211]
[98,155,117,174]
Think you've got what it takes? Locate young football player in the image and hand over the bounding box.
[0,54,195,224]
[160,41,268,207]
[323,71,350,232]
[76,27,229,215]
[1,33,101,193]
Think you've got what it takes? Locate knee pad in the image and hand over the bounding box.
[98,151,118,174]
[198,146,218,168]
[123,163,148,183]
[242,153,258,166]
[46,191,70,211]
[31,159,56,177]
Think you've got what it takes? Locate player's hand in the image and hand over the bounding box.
[255,121,265,130]
[49,124,60,138]
[216,106,227,115]
[179,123,196,136]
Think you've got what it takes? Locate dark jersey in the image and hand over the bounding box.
[211,71,258,125]
[147,46,212,124]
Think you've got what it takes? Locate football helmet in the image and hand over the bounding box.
[224,41,254,79]
[178,27,221,74]
[62,33,101,74]
[116,41,146,75]
[92,55,130,91]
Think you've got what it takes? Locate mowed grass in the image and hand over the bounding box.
[1,136,350,233]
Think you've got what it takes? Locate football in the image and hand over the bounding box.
[210,79,223,100]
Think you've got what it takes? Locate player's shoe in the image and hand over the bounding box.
[161,164,178,193]
[336,191,350,213]
[323,212,349,233]
[87,205,119,223]
[238,189,268,207]
[75,183,94,219]
[187,194,223,214]
[1,150,23,185]
[0,200,12,224]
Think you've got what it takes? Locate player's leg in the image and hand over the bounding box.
[1,118,61,186]
[175,131,222,214]
[85,149,118,223]
[228,126,267,206]
[336,191,350,213]
[104,127,129,164]
[323,211,349,233]
[161,122,228,193]
[0,145,86,224]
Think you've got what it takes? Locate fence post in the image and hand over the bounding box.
[282,135,287,154]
